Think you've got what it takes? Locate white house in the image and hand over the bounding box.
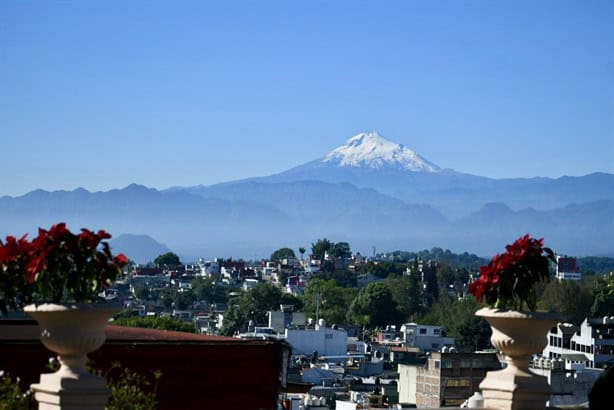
[400,323,455,352]
[242,278,259,291]
[543,317,614,369]
[285,319,347,357]
[197,258,220,276]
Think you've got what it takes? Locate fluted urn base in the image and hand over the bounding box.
[475,308,561,410]
[24,303,120,410]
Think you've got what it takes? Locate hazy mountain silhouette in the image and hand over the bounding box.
[110,234,172,265]
[2,131,613,258]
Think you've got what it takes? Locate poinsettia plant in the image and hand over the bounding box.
[468,234,555,311]
[0,223,127,313]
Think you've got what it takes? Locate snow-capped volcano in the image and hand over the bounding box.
[323,131,441,172]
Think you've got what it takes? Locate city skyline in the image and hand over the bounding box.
[1,1,613,196]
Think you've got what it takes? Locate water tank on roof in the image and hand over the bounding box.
[318,318,326,328]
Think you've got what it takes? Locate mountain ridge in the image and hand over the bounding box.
[2,132,613,258]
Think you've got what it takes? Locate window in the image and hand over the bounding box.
[442,360,453,369]
[461,360,471,368]
[434,328,440,335]
[434,361,440,369]
[447,379,471,387]
[419,328,427,335]
[432,343,440,349]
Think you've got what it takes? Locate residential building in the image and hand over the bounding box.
[129,274,170,288]
[543,317,614,368]
[400,323,455,352]
[530,357,602,407]
[197,258,220,276]
[389,346,422,364]
[268,304,307,333]
[301,367,335,385]
[285,319,347,357]
[415,352,500,408]
[242,277,259,291]
[375,325,405,345]
[555,255,582,281]
[285,275,307,295]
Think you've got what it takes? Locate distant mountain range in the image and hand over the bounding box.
[1,131,613,259]
[110,234,171,265]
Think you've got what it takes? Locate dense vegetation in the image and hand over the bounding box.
[112,314,197,333]
[577,257,614,274]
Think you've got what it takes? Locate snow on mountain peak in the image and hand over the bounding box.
[323,131,441,172]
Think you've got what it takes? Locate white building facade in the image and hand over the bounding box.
[285,320,348,357]
[543,317,614,369]
[400,323,455,352]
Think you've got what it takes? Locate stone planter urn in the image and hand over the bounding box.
[476,308,561,410]
[24,302,121,410]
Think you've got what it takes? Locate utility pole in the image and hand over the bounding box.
[315,292,321,323]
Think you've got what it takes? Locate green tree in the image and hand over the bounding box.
[420,293,491,352]
[298,247,306,260]
[219,283,301,336]
[192,277,227,304]
[112,315,195,333]
[540,279,594,324]
[331,242,351,259]
[270,247,296,261]
[0,372,35,409]
[311,238,333,261]
[159,287,174,310]
[332,270,357,287]
[456,314,492,353]
[423,266,439,308]
[174,291,195,310]
[364,261,404,278]
[302,278,356,325]
[106,365,160,410]
[435,263,456,287]
[348,282,400,328]
[386,274,422,321]
[591,275,614,317]
[154,252,181,267]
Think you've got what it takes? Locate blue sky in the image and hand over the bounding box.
[1,0,612,196]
